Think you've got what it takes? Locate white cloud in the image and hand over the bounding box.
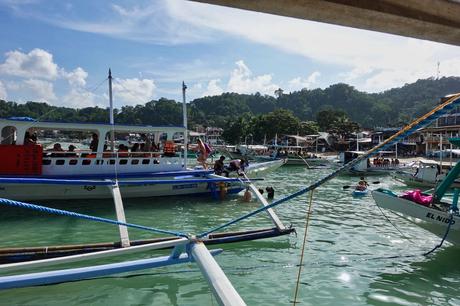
[62,88,100,108]
[0,48,59,79]
[288,71,321,91]
[8,79,57,102]
[112,78,156,105]
[0,80,7,100]
[61,67,88,87]
[165,1,460,92]
[203,79,223,96]
[227,60,278,95]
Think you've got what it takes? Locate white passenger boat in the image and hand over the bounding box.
[0,117,282,201]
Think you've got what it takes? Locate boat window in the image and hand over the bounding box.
[82,159,91,165]
[43,159,51,165]
[142,159,150,165]
[69,159,78,165]
[131,159,139,165]
[119,159,128,165]
[109,159,115,165]
[1,126,16,145]
[96,159,104,165]
[56,160,65,165]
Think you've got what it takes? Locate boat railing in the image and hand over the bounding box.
[41,150,183,167]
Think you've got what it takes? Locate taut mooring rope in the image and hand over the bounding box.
[0,198,188,238]
[292,190,315,305]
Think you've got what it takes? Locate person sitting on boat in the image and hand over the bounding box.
[117,144,129,157]
[49,143,65,157]
[89,133,99,152]
[356,176,369,191]
[214,155,229,177]
[23,131,36,145]
[66,144,77,157]
[130,143,143,157]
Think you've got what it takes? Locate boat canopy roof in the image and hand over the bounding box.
[419,159,441,165]
[0,118,185,134]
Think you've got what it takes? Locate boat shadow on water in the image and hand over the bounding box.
[365,246,460,305]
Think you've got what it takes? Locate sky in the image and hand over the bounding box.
[1,0,460,109]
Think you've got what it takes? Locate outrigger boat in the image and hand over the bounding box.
[340,151,411,175]
[393,159,460,189]
[372,138,460,245]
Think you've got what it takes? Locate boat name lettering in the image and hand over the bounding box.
[84,185,96,191]
[425,212,455,224]
[172,183,198,190]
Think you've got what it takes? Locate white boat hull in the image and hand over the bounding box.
[372,189,460,244]
[0,160,284,201]
[0,178,244,200]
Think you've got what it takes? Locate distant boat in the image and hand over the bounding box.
[339,151,410,175]
[372,137,460,245]
[393,159,460,188]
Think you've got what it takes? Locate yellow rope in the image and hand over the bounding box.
[292,189,315,305]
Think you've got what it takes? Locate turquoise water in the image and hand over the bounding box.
[1,166,459,305]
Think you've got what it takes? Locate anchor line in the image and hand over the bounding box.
[0,198,188,238]
[292,189,315,305]
[424,212,454,256]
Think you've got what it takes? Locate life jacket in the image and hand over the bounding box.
[164,141,176,154]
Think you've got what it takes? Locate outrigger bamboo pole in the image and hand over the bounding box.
[191,242,246,306]
[0,246,222,290]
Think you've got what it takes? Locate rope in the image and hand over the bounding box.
[292,190,315,305]
[374,203,415,245]
[197,93,460,238]
[0,198,188,238]
[424,212,454,256]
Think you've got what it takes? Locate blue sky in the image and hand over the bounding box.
[1,0,460,109]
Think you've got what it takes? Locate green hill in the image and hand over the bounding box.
[1,77,460,130]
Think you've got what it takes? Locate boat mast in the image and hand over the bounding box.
[182,81,188,169]
[108,69,115,151]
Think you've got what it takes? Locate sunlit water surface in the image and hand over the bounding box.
[1,166,459,305]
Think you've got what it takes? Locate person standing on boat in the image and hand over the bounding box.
[197,138,208,169]
[89,133,99,152]
[227,158,247,176]
[214,155,229,177]
[141,133,151,152]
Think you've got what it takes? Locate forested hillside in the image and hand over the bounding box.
[1,77,459,131]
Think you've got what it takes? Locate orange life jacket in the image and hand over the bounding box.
[164,141,176,154]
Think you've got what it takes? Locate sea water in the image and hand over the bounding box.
[0,166,459,305]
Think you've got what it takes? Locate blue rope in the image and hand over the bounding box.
[197,94,460,238]
[424,213,454,256]
[0,198,188,238]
